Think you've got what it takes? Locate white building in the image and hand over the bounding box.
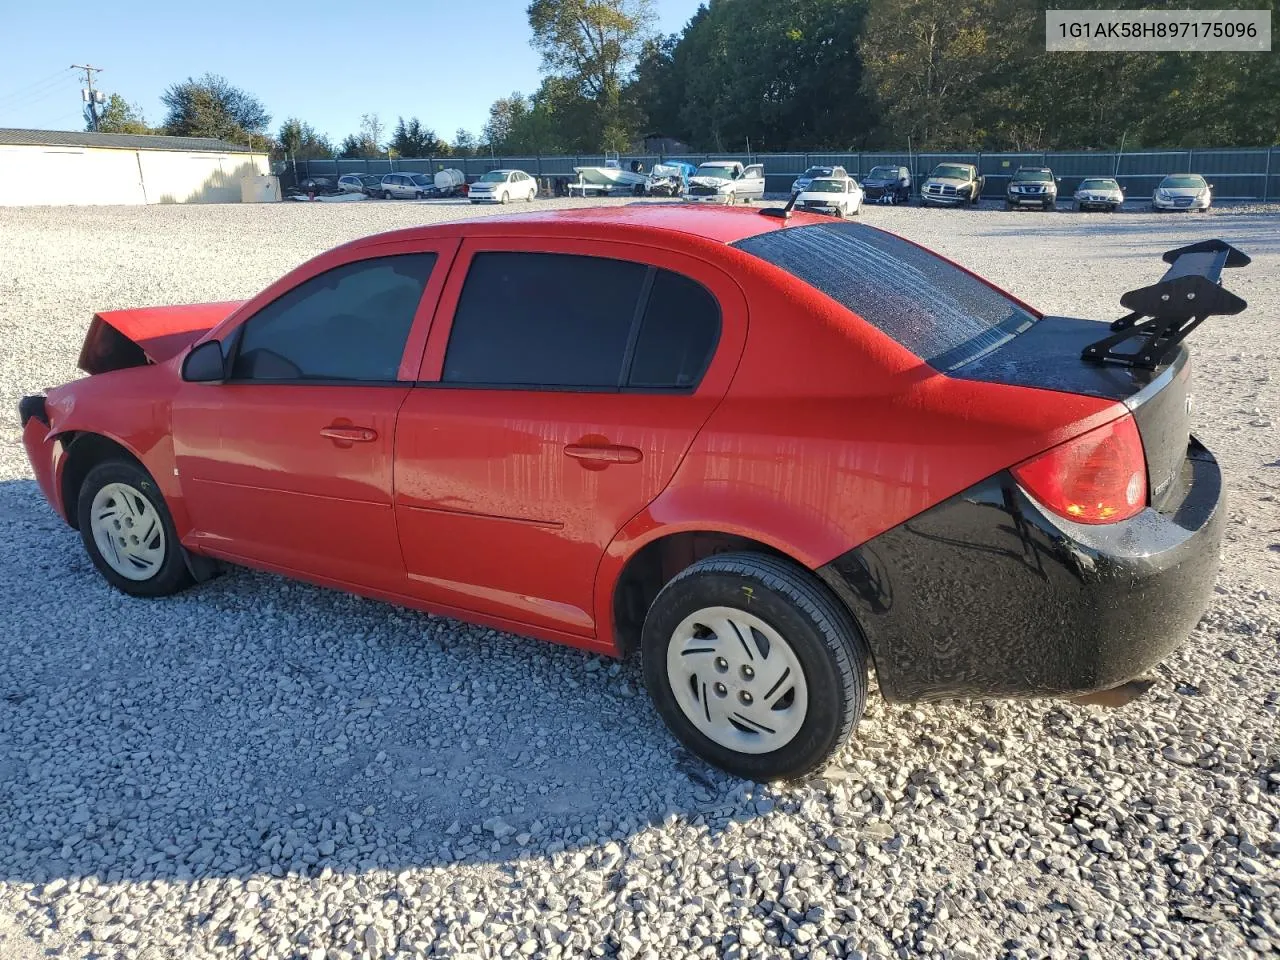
[0,128,270,206]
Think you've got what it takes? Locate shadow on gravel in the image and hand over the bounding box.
[0,479,763,886]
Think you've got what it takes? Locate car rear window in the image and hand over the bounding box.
[732,223,1038,370]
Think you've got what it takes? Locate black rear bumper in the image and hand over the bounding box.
[818,438,1224,702]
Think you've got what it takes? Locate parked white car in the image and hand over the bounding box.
[1074,177,1125,212]
[684,161,766,204]
[379,173,433,200]
[794,176,863,217]
[790,164,847,196]
[468,169,538,204]
[1152,173,1211,212]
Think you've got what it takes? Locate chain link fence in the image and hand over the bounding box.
[283,147,1280,201]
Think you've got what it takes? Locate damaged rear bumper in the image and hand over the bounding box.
[818,438,1224,702]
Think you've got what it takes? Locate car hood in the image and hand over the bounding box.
[690,175,732,187]
[78,301,245,376]
[924,177,969,188]
[862,177,895,186]
[1159,187,1206,197]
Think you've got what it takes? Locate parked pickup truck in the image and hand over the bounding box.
[684,161,766,204]
[919,163,984,207]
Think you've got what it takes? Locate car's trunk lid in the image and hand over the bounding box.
[78,300,245,376]
[949,315,1192,512]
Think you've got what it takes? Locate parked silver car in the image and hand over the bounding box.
[379,173,432,200]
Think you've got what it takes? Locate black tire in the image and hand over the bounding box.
[76,459,193,598]
[383,191,392,200]
[641,552,867,781]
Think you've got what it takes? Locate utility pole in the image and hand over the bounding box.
[72,63,104,131]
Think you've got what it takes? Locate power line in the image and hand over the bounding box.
[71,63,104,131]
[0,69,76,108]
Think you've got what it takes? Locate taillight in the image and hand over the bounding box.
[1011,415,1147,524]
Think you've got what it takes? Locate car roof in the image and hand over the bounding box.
[347,205,801,252]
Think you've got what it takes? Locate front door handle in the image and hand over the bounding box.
[320,425,378,443]
[564,443,643,465]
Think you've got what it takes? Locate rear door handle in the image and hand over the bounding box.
[564,443,643,464]
[320,425,378,443]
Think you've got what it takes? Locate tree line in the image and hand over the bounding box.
[94,0,1279,157]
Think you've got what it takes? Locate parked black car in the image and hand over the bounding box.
[1005,166,1060,210]
[861,165,912,204]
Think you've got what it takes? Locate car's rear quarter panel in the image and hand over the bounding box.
[661,252,1123,554]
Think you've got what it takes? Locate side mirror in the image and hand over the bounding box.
[182,340,227,383]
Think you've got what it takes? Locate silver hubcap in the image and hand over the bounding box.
[90,482,165,580]
[667,606,808,755]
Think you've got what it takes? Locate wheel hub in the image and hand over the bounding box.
[89,482,165,581]
[666,606,808,755]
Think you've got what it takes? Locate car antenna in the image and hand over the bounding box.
[759,192,798,220]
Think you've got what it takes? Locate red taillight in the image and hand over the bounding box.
[1011,415,1148,524]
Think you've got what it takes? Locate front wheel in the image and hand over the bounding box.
[500,191,509,204]
[641,553,867,781]
[77,459,193,598]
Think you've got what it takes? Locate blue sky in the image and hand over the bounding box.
[0,0,700,142]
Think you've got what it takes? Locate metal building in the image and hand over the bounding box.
[0,128,270,206]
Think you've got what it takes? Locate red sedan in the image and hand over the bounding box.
[20,206,1239,781]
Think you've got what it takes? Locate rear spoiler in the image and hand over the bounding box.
[1082,239,1250,369]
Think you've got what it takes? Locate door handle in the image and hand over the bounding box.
[320,425,378,443]
[564,443,643,465]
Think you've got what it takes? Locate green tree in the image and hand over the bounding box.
[160,73,270,143]
[483,92,531,149]
[453,128,479,155]
[527,0,656,150]
[390,116,449,157]
[94,94,152,135]
[278,118,335,159]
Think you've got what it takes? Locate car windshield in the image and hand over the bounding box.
[867,166,898,178]
[931,164,971,180]
[697,165,738,179]
[1080,178,1119,190]
[807,179,844,193]
[479,171,509,183]
[411,174,431,186]
[733,222,1038,371]
[802,167,834,178]
[1014,170,1052,182]
[1161,175,1206,189]
[361,176,381,184]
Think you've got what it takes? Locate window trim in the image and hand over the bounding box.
[429,249,722,394]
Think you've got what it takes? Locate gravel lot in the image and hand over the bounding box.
[0,197,1277,960]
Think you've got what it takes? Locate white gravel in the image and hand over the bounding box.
[0,197,1277,960]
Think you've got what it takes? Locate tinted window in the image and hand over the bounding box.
[627,270,720,389]
[231,254,435,382]
[443,253,647,388]
[733,222,1037,370]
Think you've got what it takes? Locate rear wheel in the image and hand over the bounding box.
[641,552,867,781]
[77,459,193,598]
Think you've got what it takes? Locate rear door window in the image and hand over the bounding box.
[440,252,721,390]
[732,222,1037,370]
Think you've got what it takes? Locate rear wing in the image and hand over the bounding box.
[1082,239,1250,369]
